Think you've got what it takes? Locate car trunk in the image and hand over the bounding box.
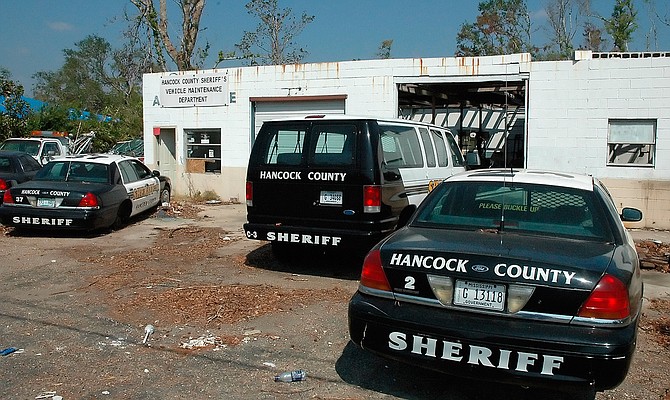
[379,227,616,317]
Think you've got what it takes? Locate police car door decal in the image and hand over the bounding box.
[119,160,160,215]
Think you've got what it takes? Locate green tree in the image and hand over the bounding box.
[33,36,112,113]
[456,0,536,56]
[376,39,393,59]
[0,68,30,140]
[30,36,146,151]
[236,0,315,65]
[602,0,638,51]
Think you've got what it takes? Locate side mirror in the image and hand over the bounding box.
[621,207,643,222]
[396,205,417,229]
[152,170,161,177]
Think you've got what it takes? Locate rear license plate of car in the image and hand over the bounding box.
[454,280,506,311]
[320,190,343,205]
[37,198,56,208]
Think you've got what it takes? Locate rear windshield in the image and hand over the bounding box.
[414,181,613,241]
[36,161,110,184]
[254,123,357,167]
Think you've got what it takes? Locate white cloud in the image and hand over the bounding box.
[48,21,74,31]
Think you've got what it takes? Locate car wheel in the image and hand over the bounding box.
[112,202,131,230]
[160,186,171,205]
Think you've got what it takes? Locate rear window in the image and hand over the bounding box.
[307,124,356,166]
[262,127,306,166]
[19,155,42,172]
[414,181,613,241]
[36,161,109,184]
[254,123,357,167]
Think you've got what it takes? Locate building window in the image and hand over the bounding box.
[185,129,221,173]
[608,119,656,166]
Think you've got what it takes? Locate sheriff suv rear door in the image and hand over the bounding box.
[248,120,365,228]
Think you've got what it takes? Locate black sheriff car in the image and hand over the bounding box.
[0,154,170,231]
[348,169,644,399]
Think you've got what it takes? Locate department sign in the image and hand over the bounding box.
[159,72,229,107]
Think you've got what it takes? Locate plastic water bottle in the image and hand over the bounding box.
[274,369,307,382]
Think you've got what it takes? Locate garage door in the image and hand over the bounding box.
[251,96,346,140]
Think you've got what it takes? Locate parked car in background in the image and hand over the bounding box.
[0,154,171,231]
[348,169,643,399]
[0,150,43,204]
[0,131,94,165]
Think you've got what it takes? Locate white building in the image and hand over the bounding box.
[142,51,670,229]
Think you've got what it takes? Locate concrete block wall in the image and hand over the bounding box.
[527,56,670,180]
[528,54,670,228]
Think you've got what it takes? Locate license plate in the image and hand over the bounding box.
[37,198,56,208]
[320,190,343,205]
[453,280,506,311]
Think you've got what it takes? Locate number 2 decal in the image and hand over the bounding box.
[404,276,416,290]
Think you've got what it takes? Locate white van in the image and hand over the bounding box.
[243,115,466,255]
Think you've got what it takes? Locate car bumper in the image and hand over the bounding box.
[0,205,116,230]
[348,291,638,393]
[243,222,392,250]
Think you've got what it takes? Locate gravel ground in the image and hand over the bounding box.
[0,202,668,400]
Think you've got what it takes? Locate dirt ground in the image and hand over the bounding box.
[1,202,669,400]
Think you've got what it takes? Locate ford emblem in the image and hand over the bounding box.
[343,210,355,216]
[471,264,489,273]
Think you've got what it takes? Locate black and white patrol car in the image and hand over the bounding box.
[348,169,643,399]
[0,154,171,231]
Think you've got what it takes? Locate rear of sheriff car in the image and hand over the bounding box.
[0,159,123,230]
[348,169,643,397]
[243,116,465,253]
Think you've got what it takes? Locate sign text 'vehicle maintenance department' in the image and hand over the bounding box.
[159,72,229,108]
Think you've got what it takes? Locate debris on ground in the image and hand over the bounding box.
[636,239,670,273]
[155,201,204,220]
[180,335,227,350]
[642,298,670,348]
[35,392,63,400]
[274,369,307,382]
[1,347,20,356]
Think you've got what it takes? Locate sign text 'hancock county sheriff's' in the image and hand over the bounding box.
[159,72,229,108]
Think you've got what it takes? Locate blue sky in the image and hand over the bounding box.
[1,0,668,96]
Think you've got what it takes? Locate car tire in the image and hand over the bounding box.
[112,202,132,230]
[160,186,171,205]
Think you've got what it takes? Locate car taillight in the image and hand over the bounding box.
[3,189,14,204]
[360,249,391,291]
[78,192,99,207]
[0,179,8,191]
[363,185,381,213]
[246,181,253,206]
[578,274,630,320]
